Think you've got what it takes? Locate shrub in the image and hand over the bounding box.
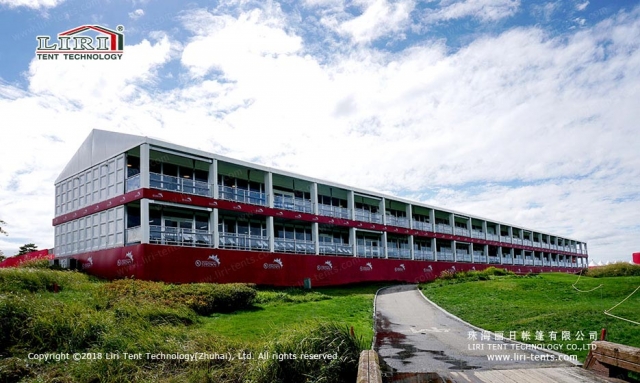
[0,268,95,293]
[439,270,455,280]
[247,322,366,383]
[586,263,640,278]
[17,259,51,269]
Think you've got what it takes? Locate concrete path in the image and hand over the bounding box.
[374,285,609,382]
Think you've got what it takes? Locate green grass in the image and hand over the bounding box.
[203,284,383,345]
[420,272,640,362]
[0,267,380,382]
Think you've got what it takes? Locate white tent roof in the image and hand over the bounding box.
[55,130,146,183]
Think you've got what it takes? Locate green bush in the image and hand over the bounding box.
[586,262,640,278]
[248,322,366,383]
[255,288,331,304]
[0,268,95,293]
[17,259,51,269]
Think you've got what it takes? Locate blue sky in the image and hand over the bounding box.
[0,0,639,263]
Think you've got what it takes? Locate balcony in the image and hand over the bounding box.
[319,243,353,256]
[387,247,411,259]
[471,230,485,239]
[488,256,500,264]
[413,221,431,231]
[274,195,313,214]
[500,236,512,243]
[455,227,470,237]
[437,250,454,261]
[457,251,472,262]
[354,209,382,224]
[274,238,315,254]
[357,245,383,258]
[414,249,434,261]
[486,233,499,241]
[523,240,533,246]
[318,204,350,219]
[473,251,486,263]
[524,258,534,266]
[150,225,213,247]
[386,215,410,228]
[126,174,141,192]
[513,258,524,265]
[512,238,523,245]
[435,224,453,234]
[150,173,211,197]
[126,226,142,244]
[219,233,269,251]
[218,185,266,206]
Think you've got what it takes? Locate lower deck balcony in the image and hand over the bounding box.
[414,249,434,261]
[387,247,411,259]
[319,243,353,256]
[219,233,269,251]
[457,251,472,262]
[488,256,500,264]
[437,249,454,261]
[472,251,486,263]
[357,245,383,258]
[274,238,315,254]
[149,225,214,247]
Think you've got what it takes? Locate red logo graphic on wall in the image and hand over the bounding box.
[36,25,124,60]
[195,255,221,268]
[264,258,284,270]
[117,251,134,267]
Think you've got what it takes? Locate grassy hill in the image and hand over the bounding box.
[0,263,379,383]
[420,267,640,363]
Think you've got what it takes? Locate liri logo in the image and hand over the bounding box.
[36,25,124,61]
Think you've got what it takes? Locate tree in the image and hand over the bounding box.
[0,219,7,236]
[17,243,38,256]
[0,250,5,262]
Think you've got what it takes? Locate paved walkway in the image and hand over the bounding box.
[374,285,609,382]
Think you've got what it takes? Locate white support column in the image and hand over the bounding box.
[141,199,150,244]
[429,209,436,232]
[312,222,319,255]
[509,248,514,265]
[470,243,473,262]
[407,204,413,229]
[380,197,386,225]
[467,218,472,233]
[497,224,501,241]
[484,244,489,264]
[482,221,488,240]
[211,159,218,199]
[140,143,150,189]
[212,209,219,249]
[382,232,388,259]
[350,228,357,257]
[508,226,513,240]
[498,246,503,264]
[452,240,457,262]
[311,182,318,215]
[348,191,355,220]
[267,216,274,253]
[432,237,437,261]
[265,172,273,208]
[449,213,455,231]
[409,235,415,260]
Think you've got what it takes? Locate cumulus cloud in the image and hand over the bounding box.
[0,0,64,9]
[576,1,589,11]
[424,0,520,23]
[336,0,415,43]
[1,3,639,263]
[128,9,144,20]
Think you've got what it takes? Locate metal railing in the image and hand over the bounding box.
[513,258,524,265]
[126,226,142,244]
[218,185,267,206]
[488,256,500,264]
[455,228,470,237]
[523,240,533,246]
[414,249,434,260]
[486,233,499,241]
[357,245,383,258]
[150,225,214,247]
[473,251,486,263]
[500,236,512,243]
[150,172,211,196]
[472,230,485,239]
[354,209,382,224]
[317,204,351,219]
[274,195,313,214]
[412,221,431,231]
[274,238,315,254]
[387,247,411,259]
[457,252,472,262]
[125,174,140,192]
[219,233,269,251]
[319,243,352,256]
[512,238,523,245]
[386,215,410,228]
[438,250,454,261]
[435,224,453,234]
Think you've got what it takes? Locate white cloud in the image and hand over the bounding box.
[576,1,589,11]
[1,4,639,264]
[128,9,144,20]
[336,0,415,43]
[425,0,520,23]
[0,0,64,9]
